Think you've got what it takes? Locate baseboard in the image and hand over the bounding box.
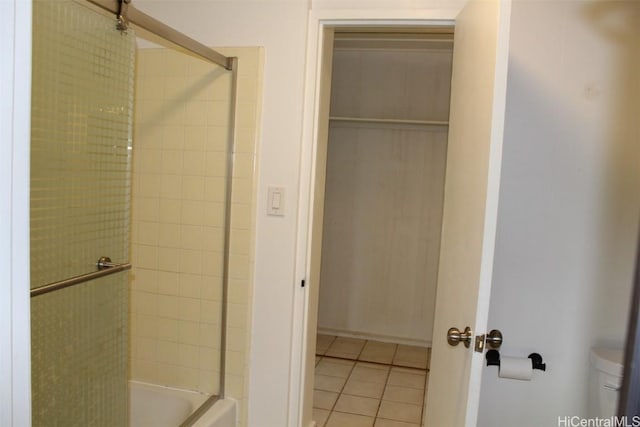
[317,327,431,348]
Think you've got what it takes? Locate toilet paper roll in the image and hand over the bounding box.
[498,356,533,381]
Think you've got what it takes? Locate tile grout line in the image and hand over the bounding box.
[421,365,430,426]
[389,342,400,367]
[356,339,367,360]
[316,353,427,371]
[373,359,393,426]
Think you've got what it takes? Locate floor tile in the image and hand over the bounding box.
[326,411,375,427]
[316,358,355,378]
[350,364,390,384]
[374,419,420,427]
[356,360,392,371]
[313,338,430,427]
[377,401,422,424]
[317,334,336,355]
[315,373,348,392]
[392,345,429,369]
[334,394,380,417]
[391,366,426,375]
[359,341,397,364]
[325,337,366,359]
[314,390,339,410]
[387,367,426,390]
[343,378,386,399]
[313,408,330,427]
[382,385,424,405]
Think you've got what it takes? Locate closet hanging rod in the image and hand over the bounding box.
[30,257,131,297]
[85,0,233,70]
[330,116,449,126]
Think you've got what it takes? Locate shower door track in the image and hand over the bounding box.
[30,257,131,297]
[85,0,233,70]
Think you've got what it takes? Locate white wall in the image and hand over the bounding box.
[478,2,640,426]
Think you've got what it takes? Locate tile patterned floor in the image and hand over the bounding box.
[313,335,431,427]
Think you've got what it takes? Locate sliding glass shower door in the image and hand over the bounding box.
[30,0,135,425]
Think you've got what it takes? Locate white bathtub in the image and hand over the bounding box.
[129,381,236,427]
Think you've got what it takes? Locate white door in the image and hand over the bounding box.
[424,1,512,426]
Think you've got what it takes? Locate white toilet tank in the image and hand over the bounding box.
[589,347,624,418]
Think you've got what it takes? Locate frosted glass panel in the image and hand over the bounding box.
[31,276,128,426]
[30,0,134,425]
[129,49,232,396]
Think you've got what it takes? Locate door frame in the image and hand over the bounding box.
[1,0,32,425]
[290,8,464,427]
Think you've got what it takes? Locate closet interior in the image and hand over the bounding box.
[313,29,455,427]
[317,29,454,353]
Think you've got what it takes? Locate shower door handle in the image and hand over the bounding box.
[31,256,131,297]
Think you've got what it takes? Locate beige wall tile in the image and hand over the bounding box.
[203,176,226,201]
[201,300,221,324]
[160,175,182,199]
[158,224,181,249]
[157,271,180,296]
[162,126,185,150]
[156,318,179,341]
[199,347,220,371]
[227,303,248,329]
[135,197,160,222]
[233,153,254,179]
[158,247,180,272]
[201,227,224,252]
[138,173,161,197]
[181,225,204,250]
[201,251,223,277]
[179,273,203,298]
[132,268,158,293]
[157,340,179,364]
[184,126,207,151]
[183,151,206,176]
[182,176,205,201]
[136,245,158,270]
[201,277,222,301]
[178,320,200,346]
[159,199,182,223]
[206,126,229,152]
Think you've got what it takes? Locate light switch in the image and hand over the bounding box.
[267,186,285,216]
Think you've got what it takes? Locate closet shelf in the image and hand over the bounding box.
[329,116,449,127]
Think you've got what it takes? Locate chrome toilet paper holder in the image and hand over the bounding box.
[485,349,546,371]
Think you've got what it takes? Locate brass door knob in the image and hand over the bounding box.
[447,326,472,348]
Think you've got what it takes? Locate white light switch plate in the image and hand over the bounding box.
[267,186,285,216]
